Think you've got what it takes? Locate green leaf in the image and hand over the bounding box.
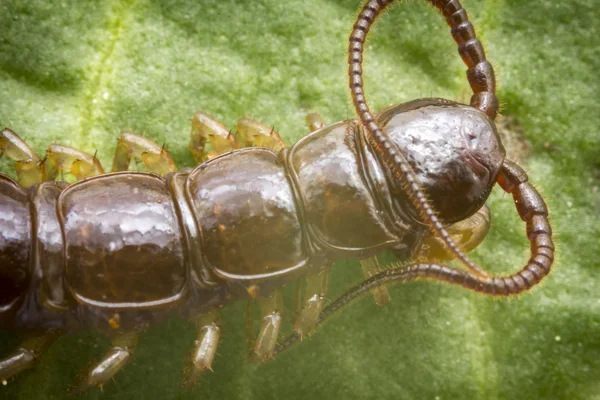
[1,0,599,399]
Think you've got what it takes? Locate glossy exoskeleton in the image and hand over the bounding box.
[0,0,554,393]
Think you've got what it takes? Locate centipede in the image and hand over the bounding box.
[0,0,554,394]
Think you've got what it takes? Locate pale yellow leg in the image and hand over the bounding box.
[0,128,45,187]
[235,117,285,151]
[416,204,491,262]
[249,290,284,362]
[71,332,138,394]
[184,309,222,389]
[190,111,239,162]
[0,333,58,384]
[305,112,325,133]
[45,144,105,181]
[111,132,177,176]
[360,257,391,307]
[293,271,329,338]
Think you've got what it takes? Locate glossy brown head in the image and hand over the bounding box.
[378,99,505,224]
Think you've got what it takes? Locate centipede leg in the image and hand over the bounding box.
[359,257,391,307]
[0,332,58,384]
[249,290,284,362]
[293,271,330,337]
[305,112,325,133]
[111,132,177,176]
[0,128,45,187]
[71,331,138,394]
[183,308,222,389]
[45,144,105,181]
[235,117,286,151]
[189,111,239,161]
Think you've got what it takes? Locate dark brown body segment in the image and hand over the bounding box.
[288,120,400,253]
[59,173,187,309]
[186,148,308,281]
[0,175,30,323]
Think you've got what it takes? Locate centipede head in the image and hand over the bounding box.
[377,99,506,224]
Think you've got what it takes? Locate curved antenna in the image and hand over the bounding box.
[349,0,499,277]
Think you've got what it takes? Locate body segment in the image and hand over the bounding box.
[186,148,307,282]
[288,120,401,255]
[60,173,187,310]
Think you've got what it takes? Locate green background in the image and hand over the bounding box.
[1,0,598,399]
